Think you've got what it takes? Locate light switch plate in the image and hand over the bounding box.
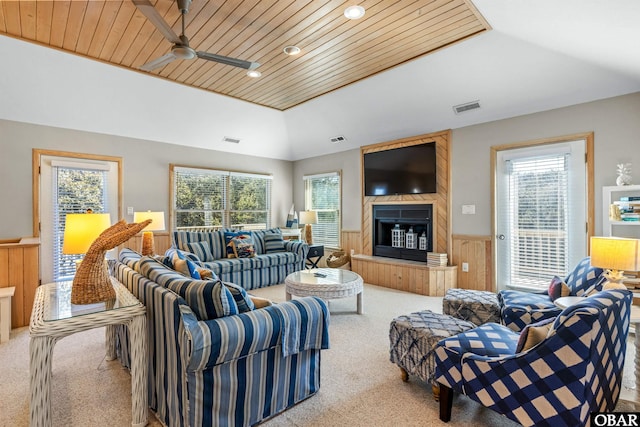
[127,206,134,215]
[462,204,476,215]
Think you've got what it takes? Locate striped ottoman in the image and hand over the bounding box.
[389,310,476,400]
[443,288,501,326]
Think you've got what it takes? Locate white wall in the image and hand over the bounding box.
[0,119,294,240]
[292,92,640,238]
[451,92,640,236]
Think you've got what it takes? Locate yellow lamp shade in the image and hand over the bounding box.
[590,236,640,272]
[62,213,112,255]
[133,211,166,231]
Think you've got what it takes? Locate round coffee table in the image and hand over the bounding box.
[285,268,364,314]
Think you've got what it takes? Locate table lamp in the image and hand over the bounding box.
[63,212,112,258]
[299,210,318,245]
[63,212,112,304]
[590,236,640,290]
[133,211,165,256]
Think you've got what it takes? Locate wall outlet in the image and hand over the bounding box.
[127,206,134,215]
[462,262,469,272]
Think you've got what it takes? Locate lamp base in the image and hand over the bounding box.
[304,224,313,245]
[602,269,628,290]
[141,231,155,256]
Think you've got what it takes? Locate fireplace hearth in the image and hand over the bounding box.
[372,204,432,262]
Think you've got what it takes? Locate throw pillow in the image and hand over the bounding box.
[223,282,255,313]
[548,275,571,302]
[249,295,273,309]
[184,240,214,262]
[196,267,218,281]
[515,317,555,353]
[139,256,239,320]
[264,230,286,253]
[224,231,251,258]
[171,251,202,279]
[230,235,256,258]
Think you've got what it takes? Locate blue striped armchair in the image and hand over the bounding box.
[435,289,632,427]
[112,249,330,427]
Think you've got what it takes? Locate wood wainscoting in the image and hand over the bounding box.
[0,237,40,328]
[351,254,456,296]
[451,235,492,292]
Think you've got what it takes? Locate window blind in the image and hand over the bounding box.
[505,154,569,289]
[173,166,272,230]
[304,172,341,248]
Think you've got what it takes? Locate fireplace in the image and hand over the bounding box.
[372,204,433,262]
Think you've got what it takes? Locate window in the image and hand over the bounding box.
[495,140,587,291]
[172,166,272,230]
[304,172,341,248]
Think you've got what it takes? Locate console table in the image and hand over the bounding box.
[29,279,148,427]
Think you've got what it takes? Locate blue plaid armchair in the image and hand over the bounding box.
[435,289,632,427]
[498,257,605,332]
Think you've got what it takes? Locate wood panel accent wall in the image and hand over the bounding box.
[0,237,40,328]
[120,232,172,257]
[351,254,456,296]
[451,235,492,292]
[341,230,362,255]
[361,130,451,257]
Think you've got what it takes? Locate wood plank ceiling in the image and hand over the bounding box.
[0,0,490,111]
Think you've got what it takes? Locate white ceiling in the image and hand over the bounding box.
[2,0,640,161]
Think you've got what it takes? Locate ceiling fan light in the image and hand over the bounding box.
[283,46,301,56]
[172,46,195,60]
[344,5,365,20]
[247,70,262,78]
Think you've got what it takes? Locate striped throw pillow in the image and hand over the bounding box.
[223,282,255,313]
[184,240,214,262]
[264,231,285,253]
[139,256,238,320]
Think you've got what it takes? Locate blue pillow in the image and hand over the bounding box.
[139,257,238,320]
[264,230,285,253]
[223,282,255,313]
[184,240,214,262]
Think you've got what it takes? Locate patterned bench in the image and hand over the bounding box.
[442,288,501,326]
[389,310,476,400]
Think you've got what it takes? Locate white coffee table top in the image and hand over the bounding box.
[285,268,363,305]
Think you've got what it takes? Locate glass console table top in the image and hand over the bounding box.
[43,281,138,321]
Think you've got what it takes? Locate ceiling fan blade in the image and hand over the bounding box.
[196,52,260,70]
[132,0,181,45]
[140,52,178,71]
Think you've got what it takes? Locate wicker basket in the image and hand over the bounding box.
[326,250,351,268]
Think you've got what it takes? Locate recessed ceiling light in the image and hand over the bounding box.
[344,5,365,20]
[247,70,262,78]
[283,46,301,56]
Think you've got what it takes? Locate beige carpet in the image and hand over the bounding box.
[1,283,638,426]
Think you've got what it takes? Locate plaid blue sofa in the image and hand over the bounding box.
[435,288,632,427]
[498,257,605,332]
[172,229,308,290]
[112,248,330,427]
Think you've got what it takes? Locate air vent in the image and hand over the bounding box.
[222,136,241,144]
[330,135,347,143]
[453,100,481,114]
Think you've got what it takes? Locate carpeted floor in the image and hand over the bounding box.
[1,283,638,426]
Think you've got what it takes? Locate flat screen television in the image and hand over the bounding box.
[364,143,437,196]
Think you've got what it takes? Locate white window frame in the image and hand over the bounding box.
[35,150,121,284]
[171,165,272,231]
[303,171,341,249]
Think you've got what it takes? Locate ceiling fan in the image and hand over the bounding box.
[132,0,260,72]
